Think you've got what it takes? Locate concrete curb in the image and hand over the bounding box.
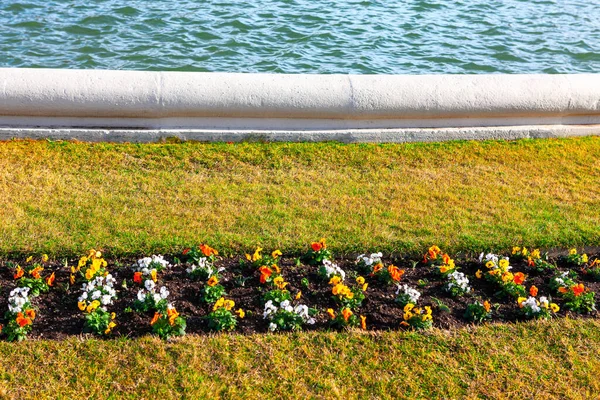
[1,68,600,142]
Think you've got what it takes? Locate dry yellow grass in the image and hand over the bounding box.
[0,319,598,399]
[0,137,599,257]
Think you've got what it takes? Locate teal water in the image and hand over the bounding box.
[2,0,600,74]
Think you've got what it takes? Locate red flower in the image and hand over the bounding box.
[513,272,525,285]
[182,248,190,256]
[133,272,143,284]
[311,242,323,252]
[16,313,32,328]
[259,266,272,284]
[572,283,585,297]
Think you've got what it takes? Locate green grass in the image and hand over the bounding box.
[0,319,598,399]
[0,137,599,257]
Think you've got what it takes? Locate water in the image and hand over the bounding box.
[1,0,600,74]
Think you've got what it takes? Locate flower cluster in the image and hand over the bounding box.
[424,246,456,278]
[303,238,332,266]
[73,249,108,282]
[400,303,433,330]
[150,304,186,339]
[263,299,316,331]
[133,255,170,284]
[244,247,282,270]
[526,249,555,272]
[327,276,367,328]
[563,248,589,267]
[395,284,421,307]
[517,294,559,319]
[318,259,346,282]
[556,282,595,313]
[77,274,118,335]
[370,263,405,284]
[131,257,187,339]
[206,297,242,332]
[511,246,529,261]
[581,258,600,281]
[12,255,54,296]
[134,281,170,313]
[2,288,36,341]
[478,253,526,298]
[356,252,383,274]
[444,271,471,297]
[183,244,220,280]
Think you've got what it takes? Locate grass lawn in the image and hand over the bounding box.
[0,319,598,399]
[0,137,599,257]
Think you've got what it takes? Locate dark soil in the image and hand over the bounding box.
[1,247,600,340]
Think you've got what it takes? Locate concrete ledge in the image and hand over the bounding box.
[1,68,600,142]
[2,125,599,143]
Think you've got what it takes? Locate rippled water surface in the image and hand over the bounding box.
[2,0,600,73]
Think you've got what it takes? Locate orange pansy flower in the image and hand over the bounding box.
[388,265,405,282]
[25,309,36,320]
[207,276,219,287]
[529,286,538,297]
[342,308,353,323]
[14,266,24,280]
[150,312,161,326]
[47,272,55,287]
[200,244,218,257]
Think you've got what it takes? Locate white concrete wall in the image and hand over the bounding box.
[1,68,599,142]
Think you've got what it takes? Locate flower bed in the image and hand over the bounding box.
[0,244,599,341]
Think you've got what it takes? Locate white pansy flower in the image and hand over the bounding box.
[144,279,155,291]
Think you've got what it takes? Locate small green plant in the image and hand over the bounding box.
[262,289,292,305]
[526,249,556,273]
[301,277,310,289]
[206,297,238,332]
[302,238,332,266]
[464,300,492,323]
[84,308,117,336]
[430,297,451,313]
[581,259,600,281]
[150,306,187,340]
[557,283,596,314]
[183,244,220,280]
[562,248,589,267]
[200,276,226,304]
